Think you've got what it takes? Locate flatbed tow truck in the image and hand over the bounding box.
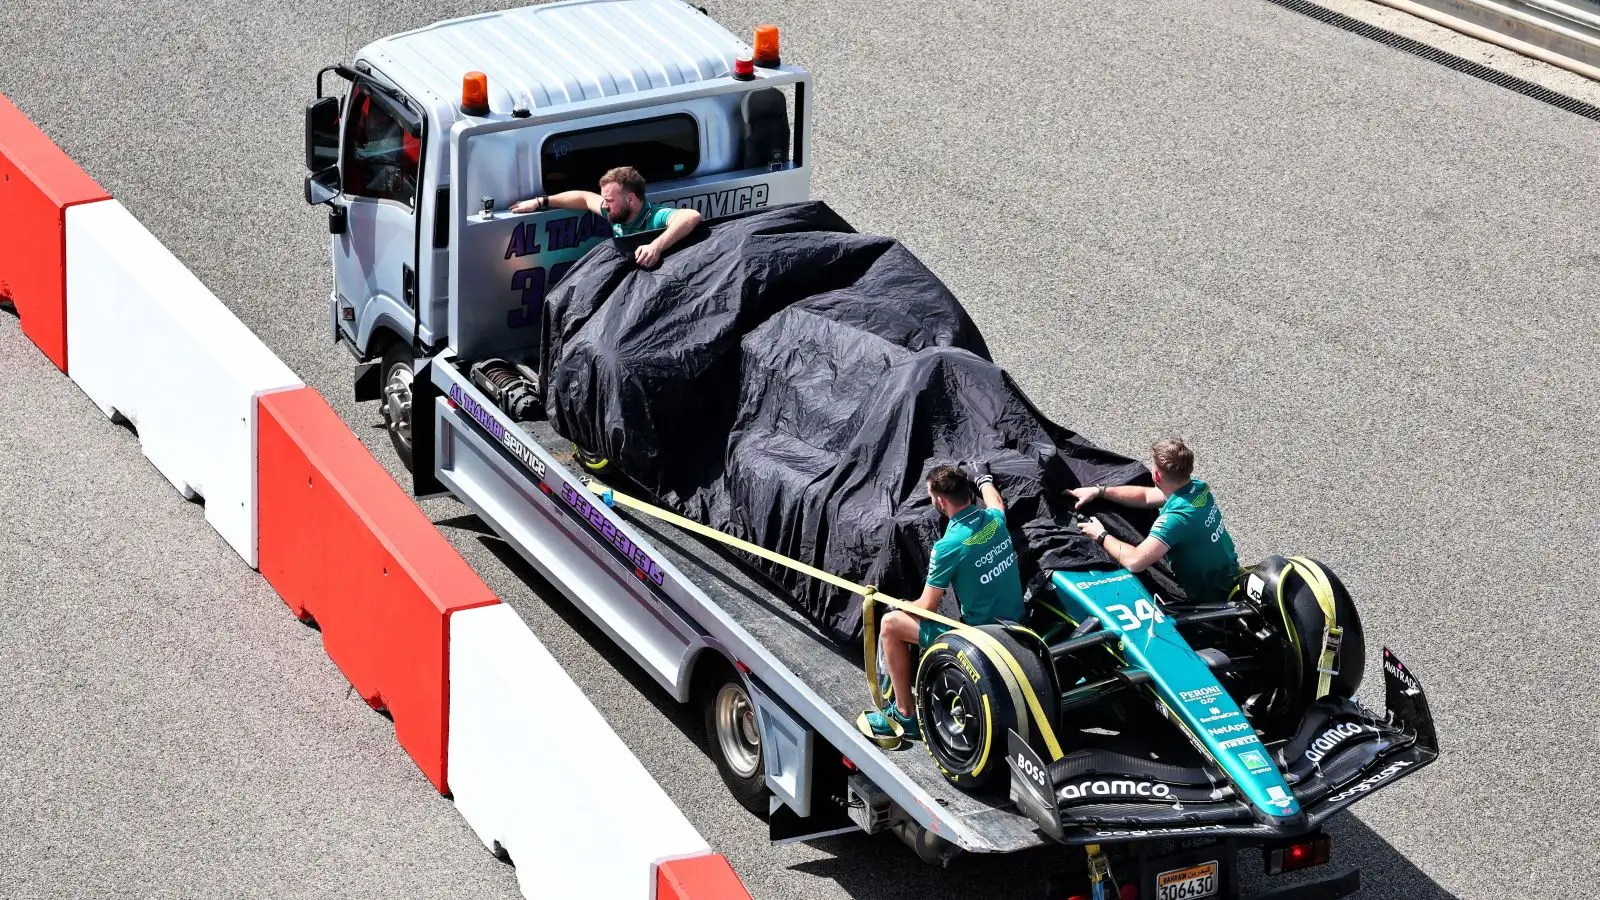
[302,2,1432,896]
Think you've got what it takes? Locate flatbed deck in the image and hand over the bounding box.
[521,419,1049,854]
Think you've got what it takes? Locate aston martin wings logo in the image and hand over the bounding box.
[963,516,1001,545]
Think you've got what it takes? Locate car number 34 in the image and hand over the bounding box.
[1157,862,1218,900]
[1104,598,1166,631]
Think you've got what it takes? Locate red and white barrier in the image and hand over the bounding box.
[65,200,304,567]
[450,603,751,900]
[0,92,109,371]
[656,855,758,900]
[1,91,754,899]
[257,385,500,793]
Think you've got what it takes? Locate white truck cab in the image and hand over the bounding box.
[303,0,812,466]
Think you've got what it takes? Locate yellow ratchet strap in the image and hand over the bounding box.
[1278,557,1342,699]
[1086,843,1112,890]
[586,479,1066,761]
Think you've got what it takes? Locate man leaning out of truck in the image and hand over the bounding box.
[510,165,702,269]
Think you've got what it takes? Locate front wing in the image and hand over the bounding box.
[1007,647,1440,846]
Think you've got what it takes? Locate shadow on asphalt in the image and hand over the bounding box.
[784,812,1459,900]
[464,530,1456,900]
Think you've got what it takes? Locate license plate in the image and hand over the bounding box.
[1157,861,1218,900]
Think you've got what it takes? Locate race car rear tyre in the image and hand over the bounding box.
[698,661,771,819]
[915,624,1054,791]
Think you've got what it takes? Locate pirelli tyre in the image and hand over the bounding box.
[573,443,611,474]
[915,624,1055,791]
[1241,555,1366,735]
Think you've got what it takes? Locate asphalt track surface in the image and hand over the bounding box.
[3,1,1598,898]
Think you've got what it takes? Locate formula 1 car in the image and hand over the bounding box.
[908,540,1440,856]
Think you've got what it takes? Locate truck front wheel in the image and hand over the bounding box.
[379,340,416,472]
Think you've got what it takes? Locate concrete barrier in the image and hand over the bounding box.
[656,855,755,900]
[7,88,755,900]
[64,200,302,566]
[0,91,110,372]
[448,603,750,900]
[257,386,500,793]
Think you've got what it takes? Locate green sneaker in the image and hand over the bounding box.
[865,704,921,742]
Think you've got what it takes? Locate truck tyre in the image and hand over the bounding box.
[379,340,416,472]
[699,663,770,818]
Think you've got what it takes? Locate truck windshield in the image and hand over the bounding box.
[344,82,421,208]
[540,113,698,195]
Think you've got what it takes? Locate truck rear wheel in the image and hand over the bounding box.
[379,340,416,472]
[699,663,770,818]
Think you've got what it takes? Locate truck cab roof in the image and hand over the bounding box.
[357,0,758,124]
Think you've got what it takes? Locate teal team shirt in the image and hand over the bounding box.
[612,202,675,237]
[920,505,1025,646]
[1148,478,1241,605]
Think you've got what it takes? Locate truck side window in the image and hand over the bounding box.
[344,82,420,207]
[540,114,698,195]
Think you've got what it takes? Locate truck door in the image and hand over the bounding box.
[332,80,422,353]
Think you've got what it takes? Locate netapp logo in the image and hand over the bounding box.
[1059,779,1173,801]
[1327,760,1412,803]
[1305,722,1370,764]
[1208,721,1253,737]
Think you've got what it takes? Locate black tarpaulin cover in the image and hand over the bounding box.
[541,201,1172,644]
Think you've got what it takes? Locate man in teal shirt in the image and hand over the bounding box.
[1070,437,1241,605]
[865,462,1025,741]
[511,165,702,268]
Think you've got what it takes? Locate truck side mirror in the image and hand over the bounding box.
[304,165,340,207]
[305,96,340,173]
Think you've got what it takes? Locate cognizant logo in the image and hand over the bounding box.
[1327,760,1412,803]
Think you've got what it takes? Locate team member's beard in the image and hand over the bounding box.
[607,201,635,225]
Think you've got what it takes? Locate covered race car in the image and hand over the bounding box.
[537,200,1439,863]
[540,200,1171,643]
